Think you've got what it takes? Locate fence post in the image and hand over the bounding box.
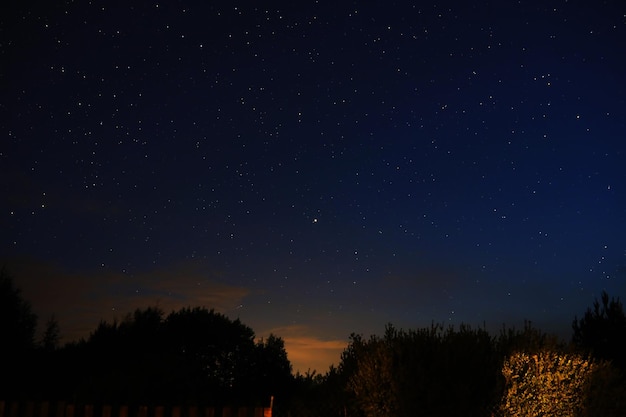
[55,401,65,417]
[24,401,34,417]
[9,402,18,417]
[264,395,273,417]
[40,402,50,417]
[0,402,273,417]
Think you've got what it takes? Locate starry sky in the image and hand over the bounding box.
[2,0,626,373]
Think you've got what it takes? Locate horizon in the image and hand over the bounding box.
[7,258,607,374]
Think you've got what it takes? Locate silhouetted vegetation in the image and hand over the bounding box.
[0,268,37,352]
[340,324,500,416]
[40,314,60,352]
[55,306,291,407]
[572,290,626,373]
[0,267,38,399]
[285,299,626,417]
[2,267,626,416]
[0,268,291,407]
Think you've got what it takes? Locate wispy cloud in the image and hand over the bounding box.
[260,324,347,374]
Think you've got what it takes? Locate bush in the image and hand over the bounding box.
[347,324,501,417]
[500,349,626,417]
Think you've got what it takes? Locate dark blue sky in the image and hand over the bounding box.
[2,0,625,372]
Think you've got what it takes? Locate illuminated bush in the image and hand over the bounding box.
[500,350,626,417]
[340,322,626,417]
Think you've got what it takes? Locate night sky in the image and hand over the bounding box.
[2,0,625,373]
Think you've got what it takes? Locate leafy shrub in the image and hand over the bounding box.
[500,350,626,417]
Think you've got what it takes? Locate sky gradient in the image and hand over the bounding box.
[2,0,626,373]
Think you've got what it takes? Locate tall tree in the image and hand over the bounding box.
[41,314,60,351]
[251,334,293,406]
[572,291,626,373]
[0,267,38,355]
[0,267,38,398]
[165,306,257,403]
[82,307,167,404]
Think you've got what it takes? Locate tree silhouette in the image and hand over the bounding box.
[572,291,626,373]
[164,306,257,404]
[52,305,292,406]
[344,323,502,417]
[0,267,38,399]
[251,334,292,405]
[0,267,37,355]
[0,271,298,406]
[76,307,169,404]
[41,314,61,351]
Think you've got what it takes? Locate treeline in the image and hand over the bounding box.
[1,268,290,408]
[334,323,624,416]
[289,292,626,417]
[3,267,626,416]
[3,305,291,407]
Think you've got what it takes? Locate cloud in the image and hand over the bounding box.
[260,324,347,374]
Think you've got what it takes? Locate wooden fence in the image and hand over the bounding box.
[0,402,271,417]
